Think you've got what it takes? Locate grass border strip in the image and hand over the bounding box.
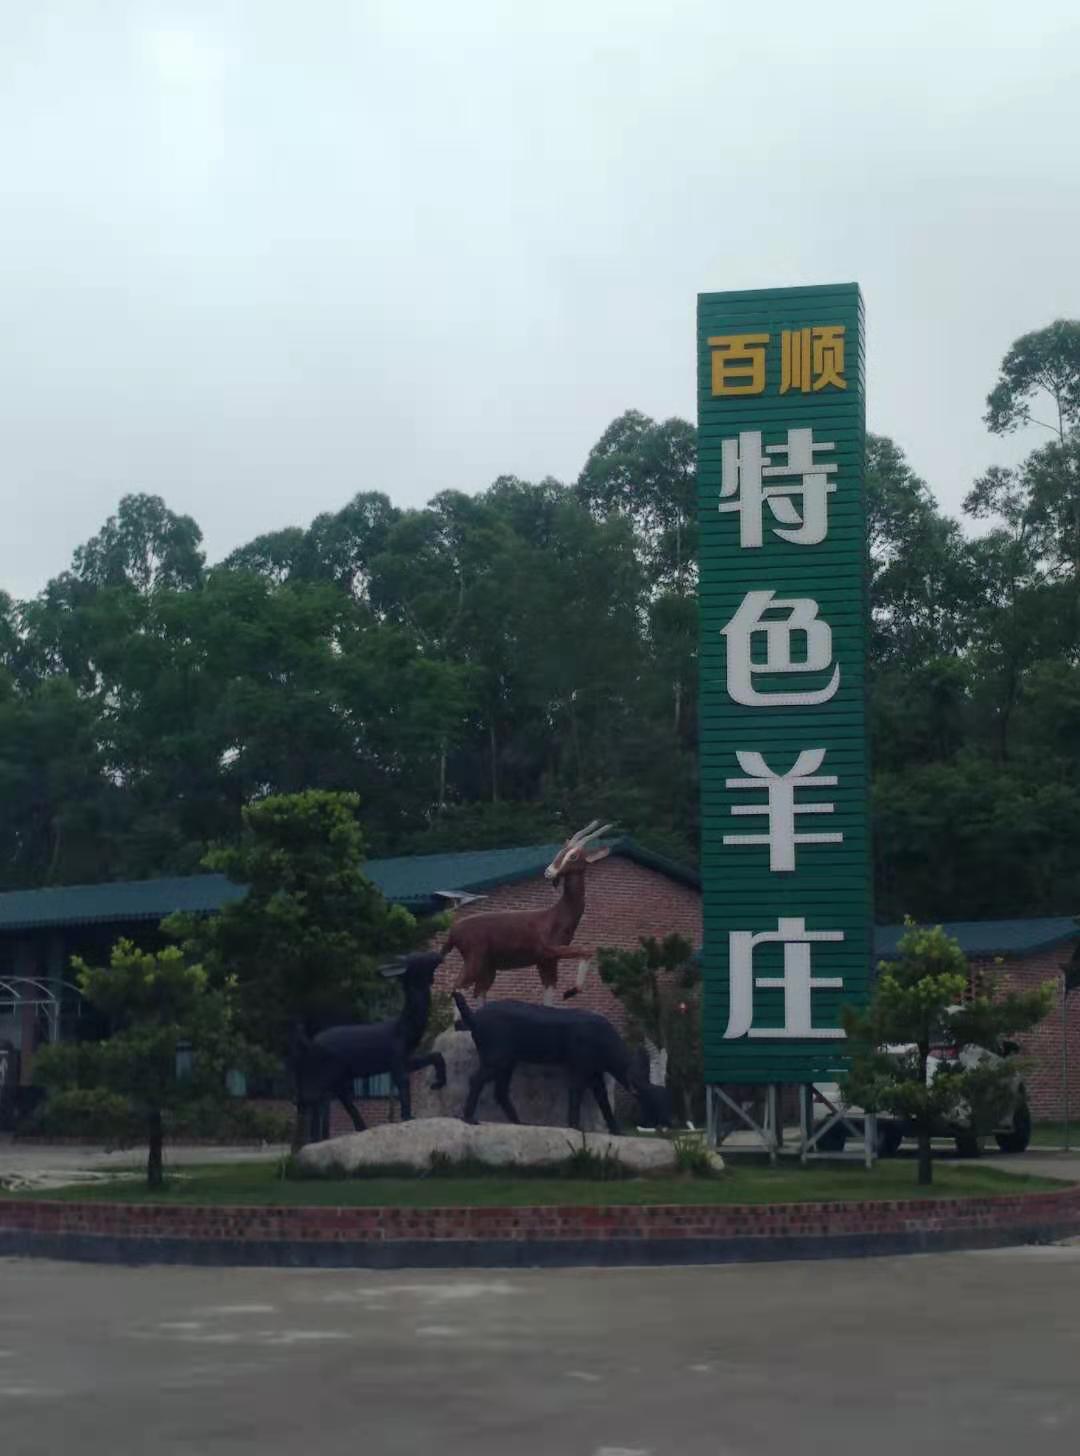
[3,1186,1080,1268]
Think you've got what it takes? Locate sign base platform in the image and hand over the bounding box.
[706,1083,877,1168]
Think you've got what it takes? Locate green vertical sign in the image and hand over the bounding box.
[697,283,870,1086]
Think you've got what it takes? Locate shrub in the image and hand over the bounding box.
[18,1088,141,1145]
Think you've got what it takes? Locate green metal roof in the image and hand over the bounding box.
[0,840,695,933]
[0,874,247,933]
[0,852,1074,963]
[364,836,701,911]
[874,917,1080,960]
[364,843,567,909]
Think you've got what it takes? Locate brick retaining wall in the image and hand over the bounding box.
[4,1186,1079,1268]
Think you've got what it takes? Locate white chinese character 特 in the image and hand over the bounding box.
[719,428,837,548]
[722,590,840,706]
[724,749,842,871]
[724,917,845,1041]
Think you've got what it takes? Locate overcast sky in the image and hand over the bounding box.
[3,1,1077,599]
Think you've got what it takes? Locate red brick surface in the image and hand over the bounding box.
[3,1186,1079,1248]
[972,951,1080,1122]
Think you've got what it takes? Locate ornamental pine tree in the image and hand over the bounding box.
[34,942,267,1188]
[596,934,701,1124]
[170,790,423,1059]
[843,920,1052,1186]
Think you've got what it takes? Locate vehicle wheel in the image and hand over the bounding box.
[815,1121,848,1153]
[876,1121,903,1158]
[995,1101,1032,1154]
[954,1131,982,1158]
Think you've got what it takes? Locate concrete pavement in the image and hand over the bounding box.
[0,1137,287,1191]
[5,1131,1080,1190]
[2,1245,1079,1455]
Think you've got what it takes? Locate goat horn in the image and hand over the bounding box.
[579,821,616,846]
[566,819,603,848]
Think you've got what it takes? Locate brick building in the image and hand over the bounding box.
[0,839,1076,1125]
[876,919,1080,1121]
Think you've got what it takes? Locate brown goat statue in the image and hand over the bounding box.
[441,821,615,1006]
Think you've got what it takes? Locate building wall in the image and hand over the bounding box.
[974,950,1080,1122]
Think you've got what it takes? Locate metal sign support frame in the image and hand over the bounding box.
[707,1083,877,1168]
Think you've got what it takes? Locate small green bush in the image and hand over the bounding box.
[18,1088,141,1145]
[19,1089,293,1147]
[671,1131,715,1177]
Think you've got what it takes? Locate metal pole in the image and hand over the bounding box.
[799,1084,811,1166]
[1064,973,1070,1153]
[766,1084,779,1165]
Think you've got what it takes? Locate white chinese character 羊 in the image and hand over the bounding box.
[724,748,842,871]
[719,428,837,548]
[722,590,840,707]
[724,917,845,1041]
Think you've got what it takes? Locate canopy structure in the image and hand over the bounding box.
[0,977,83,1045]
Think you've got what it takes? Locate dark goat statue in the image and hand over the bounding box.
[291,951,447,1145]
[453,992,668,1135]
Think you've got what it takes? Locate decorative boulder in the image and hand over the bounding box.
[409,1026,616,1132]
[293,1116,722,1177]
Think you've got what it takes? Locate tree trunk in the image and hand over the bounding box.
[46,818,63,884]
[438,739,447,811]
[916,1130,933,1186]
[291,1105,306,1155]
[916,1041,932,1185]
[147,1109,164,1189]
[568,697,583,787]
[490,719,498,804]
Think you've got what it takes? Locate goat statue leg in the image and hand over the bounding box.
[453,955,491,1026]
[566,1078,585,1131]
[408,1050,447,1090]
[562,958,592,1001]
[590,1073,619,1136]
[335,1082,367,1133]
[462,1067,492,1124]
[393,1063,413,1121]
[537,957,559,1008]
[493,1067,521,1125]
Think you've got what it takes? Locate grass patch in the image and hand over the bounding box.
[1,1159,1063,1208]
[286,1145,638,1183]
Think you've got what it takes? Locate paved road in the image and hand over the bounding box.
[2,1245,1079,1456]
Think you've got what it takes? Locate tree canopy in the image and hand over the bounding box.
[2,319,1078,924]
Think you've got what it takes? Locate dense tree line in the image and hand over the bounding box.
[1,322,1078,923]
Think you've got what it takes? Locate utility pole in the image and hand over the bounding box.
[1063,945,1080,1151]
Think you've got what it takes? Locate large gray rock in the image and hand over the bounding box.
[294,1116,721,1177]
[410,1026,615,1132]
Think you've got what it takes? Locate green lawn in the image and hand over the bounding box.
[1,1159,1063,1208]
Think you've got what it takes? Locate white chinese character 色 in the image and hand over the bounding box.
[718,428,837,548]
[724,917,845,1040]
[724,749,842,871]
[722,590,840,706]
